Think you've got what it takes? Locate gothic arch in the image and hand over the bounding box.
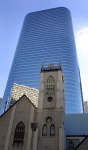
[50,124,55,136]
[42,124,47,136]
[13,121,25,147]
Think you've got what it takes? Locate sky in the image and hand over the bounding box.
[0,0,88,101]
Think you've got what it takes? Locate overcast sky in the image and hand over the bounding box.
[0,0,88,101]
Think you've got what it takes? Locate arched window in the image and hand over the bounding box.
[42,124,47,136]
[46,76,55,96]
[13,122,25,147]
[50,124,55,136]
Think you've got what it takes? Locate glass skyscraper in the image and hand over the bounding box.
[2,7,83,113]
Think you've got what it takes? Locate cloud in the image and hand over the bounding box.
[75,27,88,101]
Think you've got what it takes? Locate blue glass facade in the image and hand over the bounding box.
[2,7,83,113]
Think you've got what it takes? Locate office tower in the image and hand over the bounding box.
[2,7,83,113]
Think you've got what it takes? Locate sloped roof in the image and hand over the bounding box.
[64,114,88,136]
[0,95,37,118]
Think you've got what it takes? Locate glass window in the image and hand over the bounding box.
[42,124,47,136]
[45,76,55,96]
[13,122,25,147]
[50,124,55,136]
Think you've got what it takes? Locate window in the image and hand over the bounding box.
[42,124,47,136]
[42,117,55,137]
[47,96,53,102]
[46,76,55,96]
[50,124,55,136]
[13,122,25,147]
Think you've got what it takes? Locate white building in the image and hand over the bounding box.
[5,83,39,110]
[84,101,88,113]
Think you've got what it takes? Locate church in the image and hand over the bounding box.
[0,64,65,150]
[0,64,88,150]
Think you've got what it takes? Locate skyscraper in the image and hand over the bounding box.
[2,7,83,113]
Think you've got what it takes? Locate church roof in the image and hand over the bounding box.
[0,95,37,118]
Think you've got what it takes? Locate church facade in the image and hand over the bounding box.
[0,64,65,150]
[1,64,88,150]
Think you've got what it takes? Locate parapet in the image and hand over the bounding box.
[41,64,62,72]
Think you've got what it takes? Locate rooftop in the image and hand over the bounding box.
[64,114,88,136]
[41,64,62,72]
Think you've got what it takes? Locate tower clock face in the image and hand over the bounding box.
[47,96,53,102]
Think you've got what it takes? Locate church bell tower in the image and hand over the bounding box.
[36,64,65,150]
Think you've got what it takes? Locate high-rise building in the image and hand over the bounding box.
[2,7,83,113]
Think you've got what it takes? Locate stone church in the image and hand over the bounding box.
[1,64,88,150]
[0,64,65,150]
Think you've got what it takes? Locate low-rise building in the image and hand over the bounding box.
[84,101,88,113]
[0,65,88,150]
